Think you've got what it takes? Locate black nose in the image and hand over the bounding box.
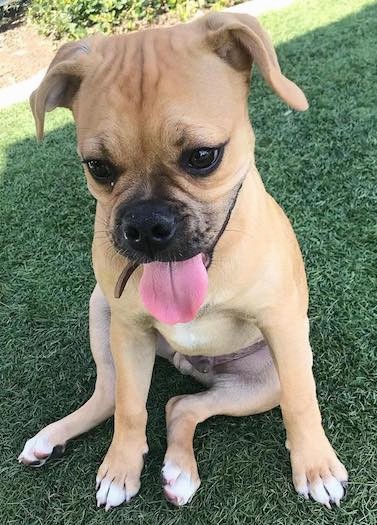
[121,200,177,257]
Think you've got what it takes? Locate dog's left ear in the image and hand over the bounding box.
[30,38,95,141]
[204,12,308,111]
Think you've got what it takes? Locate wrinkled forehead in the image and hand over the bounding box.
[91,24,239,105]
[76,25,247,156]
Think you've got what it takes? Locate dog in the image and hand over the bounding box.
[18,12,348,510]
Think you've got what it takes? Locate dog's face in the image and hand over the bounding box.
[75,26,252,264]
[31,12,308,265]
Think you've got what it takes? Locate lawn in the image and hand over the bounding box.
[1,0,376,524]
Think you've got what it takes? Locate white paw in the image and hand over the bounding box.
[290,435,348,508]
[96,478,132,511]
[295,475,347,508]
[95,441,147,511]
[162,461,200,506]
[18,433,65,467]
[96,475,139,511]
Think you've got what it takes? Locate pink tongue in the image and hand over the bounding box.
[139,254,208,325]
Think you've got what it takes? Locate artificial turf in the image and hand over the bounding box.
[0,0,376,523]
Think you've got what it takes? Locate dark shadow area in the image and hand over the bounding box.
[0,0,29,32]
[0,3,376,524]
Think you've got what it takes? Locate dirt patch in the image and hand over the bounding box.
[0,22,55,88]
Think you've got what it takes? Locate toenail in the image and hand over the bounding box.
[51,444,65,458]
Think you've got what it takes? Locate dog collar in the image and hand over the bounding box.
[114,262,139,299]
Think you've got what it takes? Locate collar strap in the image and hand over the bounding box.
[114,262,139,299]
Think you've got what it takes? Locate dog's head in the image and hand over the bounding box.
[31,12,308,324]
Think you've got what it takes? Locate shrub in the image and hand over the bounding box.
[28,0,237,40]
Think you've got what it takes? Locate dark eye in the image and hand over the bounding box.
[180,145,224,176]
[84,159,115,184]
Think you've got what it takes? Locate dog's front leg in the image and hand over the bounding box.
[260,311,348,507]
[96,314,155,511]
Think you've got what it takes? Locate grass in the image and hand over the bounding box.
[0,0,376,523]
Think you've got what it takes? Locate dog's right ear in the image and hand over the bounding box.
[30,39,93,141]
[203,12,308,112]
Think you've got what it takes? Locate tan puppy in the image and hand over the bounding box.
[19,12,348,510]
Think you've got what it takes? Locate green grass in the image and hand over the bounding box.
[1,0,376,523]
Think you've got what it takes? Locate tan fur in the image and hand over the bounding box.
[20,12,347,510]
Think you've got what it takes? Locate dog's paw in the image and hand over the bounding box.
[295,474,347,508]
[162,460,200,506]
[18,432,66,467]
[96,443,148,511]
[290,442,348,508]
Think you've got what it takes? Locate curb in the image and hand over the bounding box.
[0,68,47,109]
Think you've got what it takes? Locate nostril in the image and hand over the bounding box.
[125,225,141,242]
[151,223,172,241]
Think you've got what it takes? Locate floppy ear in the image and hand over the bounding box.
[204,12,308,111]
[30,39,93,141]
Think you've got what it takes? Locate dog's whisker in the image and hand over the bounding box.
[94,237,109,243]
[95,219,111,229]
[222,228,256,241]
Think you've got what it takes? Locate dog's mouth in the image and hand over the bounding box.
[114,179,243,325]
[140,253,210,325]
[115,253,210,325]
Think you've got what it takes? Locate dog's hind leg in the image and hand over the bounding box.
[18,284,115,467]
[162,342,280,506]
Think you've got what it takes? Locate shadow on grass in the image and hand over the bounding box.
[0,3,376,524]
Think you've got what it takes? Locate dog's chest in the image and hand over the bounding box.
[170,324,209,350]
[156,313,261,357]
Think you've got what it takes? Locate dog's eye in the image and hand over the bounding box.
[84,159,115,184]
[180,146,224,176]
